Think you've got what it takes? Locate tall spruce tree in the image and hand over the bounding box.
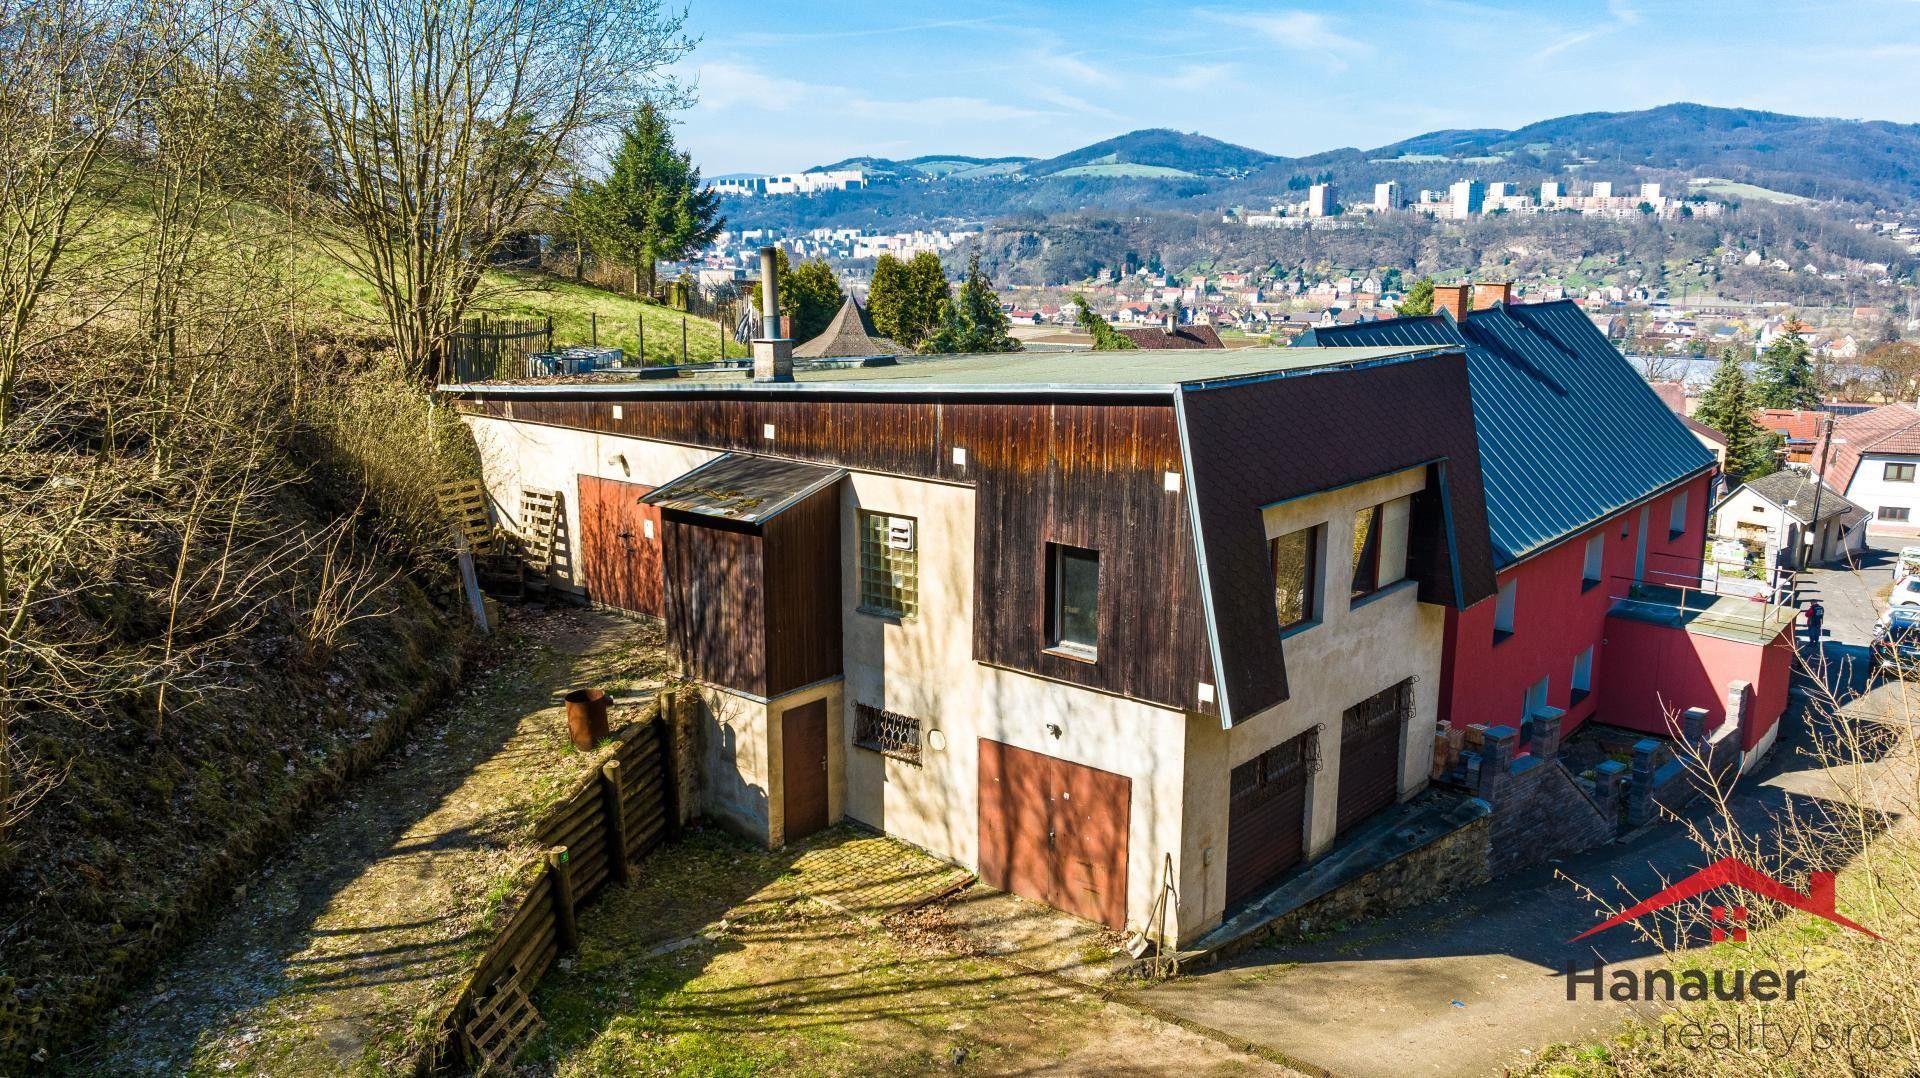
[1752,320,1821,409]
[1694,351,1779,482]
[867,251,950,348]
[925,254,1018,354]
[578,103,722,295]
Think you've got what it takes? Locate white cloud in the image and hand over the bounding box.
[1196,9,1371,66]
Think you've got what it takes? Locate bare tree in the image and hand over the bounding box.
[277,0,692,378]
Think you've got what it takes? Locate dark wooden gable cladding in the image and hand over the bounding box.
[460,392,1216,716]
[1179,351,1496,724]
[660,480,843,699]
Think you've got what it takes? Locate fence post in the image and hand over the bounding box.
[658,702,682,841]
[591,311,598,346]
[545,315,554,352]
[718,310,725,361]
[601,759,631,886]
[637,316,645,366]
[547,846,579,954]
[681,316,687,364]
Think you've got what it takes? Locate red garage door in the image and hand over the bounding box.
[577,474,664,617]
[977,740,1130,929]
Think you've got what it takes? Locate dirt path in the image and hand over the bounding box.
[75,608,668,1076]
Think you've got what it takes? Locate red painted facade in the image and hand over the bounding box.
[1438,472,1713,736]
[1597,613,1793,749]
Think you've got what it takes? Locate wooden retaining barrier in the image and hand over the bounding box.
[430,687,693,1074]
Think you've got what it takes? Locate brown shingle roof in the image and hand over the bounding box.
[793,296,902,359]
[1827,403,1920,491]
[1647,381,1687,414]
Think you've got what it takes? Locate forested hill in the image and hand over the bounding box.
[724,103,1920,231]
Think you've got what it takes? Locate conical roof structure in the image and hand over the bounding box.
[793,296,903,358]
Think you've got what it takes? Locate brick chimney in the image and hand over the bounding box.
[752,245,793,382]
[1433,283,1471,322]
[1471,280,1512,311]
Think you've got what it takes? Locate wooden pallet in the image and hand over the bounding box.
[519,486,561,571]
[436,479,496,555]
[463,966,543,1076]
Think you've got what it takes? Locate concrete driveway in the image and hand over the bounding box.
[1133,555,1908,1078]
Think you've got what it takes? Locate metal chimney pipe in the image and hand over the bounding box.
[758,245,783,340]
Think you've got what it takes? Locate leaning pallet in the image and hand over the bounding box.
[462,965,543,1076]
[435,479,496,555]
[518,486,561,571]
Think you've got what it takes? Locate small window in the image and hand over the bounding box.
[1886,462,1916,483]
[1271,525,1322,632]
[1582,533,1604,590]
[1668,491,1689,538]
[1881,506,1912,522]
[1493,578,1518,643]
[1571,646,1594,701]
[1047,544,1100,658]
[1350,504,1384,599]
[858,511,919,618]
[854,703,921,764]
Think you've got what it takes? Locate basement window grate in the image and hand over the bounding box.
[854,703,921,764]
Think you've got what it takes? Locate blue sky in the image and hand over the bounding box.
[672,0,1920,174]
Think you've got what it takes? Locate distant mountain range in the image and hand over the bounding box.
[723,104,1920,229]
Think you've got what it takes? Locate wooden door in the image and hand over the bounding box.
[781,700,829,844]
[1225,731,1311,908]
[977,740,1130,929]
[1336,682,1408,837]
[577,475,663,616]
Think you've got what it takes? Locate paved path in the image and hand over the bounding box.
[1135,555,1905,1078]
[77,609,667,1076]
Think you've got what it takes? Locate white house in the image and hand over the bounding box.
[1711,470,1867,570]
[1827,404,1920,534]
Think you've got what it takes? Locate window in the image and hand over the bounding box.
[854,703,921,764]
[1350,504,1384,598]
[858,511,919,618]
[1521,676,1550,741]
[1571,646,1594,702]
[1270,525,1322,632]
[1047,544,1100,658]
[1668,491,1689,538]
[1881,506,1912,522]
[1493,578,1518,643]
[1886,462,1917,483]
[1581,533,1604,590]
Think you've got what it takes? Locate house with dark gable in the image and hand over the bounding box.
[447,341,1497,947]
[1303,283,1795,771]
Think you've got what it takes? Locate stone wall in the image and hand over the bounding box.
[1232,811,1492,951]
[1489,756,1617,877]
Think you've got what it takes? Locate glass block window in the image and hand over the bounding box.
[858,511,919,617]
[854,703,921,764]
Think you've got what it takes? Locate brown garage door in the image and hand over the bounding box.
[1225,731,1311,908]
[1336,680,1411,837]
[977,740,1130,929]
[577,474,664,617]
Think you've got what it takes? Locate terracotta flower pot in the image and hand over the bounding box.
[563,687,611,751]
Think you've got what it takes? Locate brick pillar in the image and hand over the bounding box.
[1681,706,1710,748]
[1528,706,1565,760]
[1725,680,1751,744]
[1478,724,1519,804]
[1627,738,1660,826]
[1593,760,1628,833]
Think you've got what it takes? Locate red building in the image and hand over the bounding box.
[1307,283,1792,760]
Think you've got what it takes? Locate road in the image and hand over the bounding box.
[1135,545,1904,1078]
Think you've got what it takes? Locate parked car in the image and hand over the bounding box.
[1872,608,1920,679]
[1896,546,1920,584]
[1891,574,1920,609]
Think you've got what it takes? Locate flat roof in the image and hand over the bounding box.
[440,345,1443,398]
[639,453,846,524]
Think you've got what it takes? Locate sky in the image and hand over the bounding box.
[670,0,1920,175]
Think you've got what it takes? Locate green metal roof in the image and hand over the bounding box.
[1301,301,1716,568]
[439,345,1439,397]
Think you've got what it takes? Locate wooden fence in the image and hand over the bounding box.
[429,689,693,1074]
[444,317,554,384]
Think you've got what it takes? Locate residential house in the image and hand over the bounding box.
[1823,403,1920,533]
[447,343,1496,947]
[1119,325,1225,349]
[1302,283,1790,760]
[1754,408,1831,467]
[1712,470,1867,570]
